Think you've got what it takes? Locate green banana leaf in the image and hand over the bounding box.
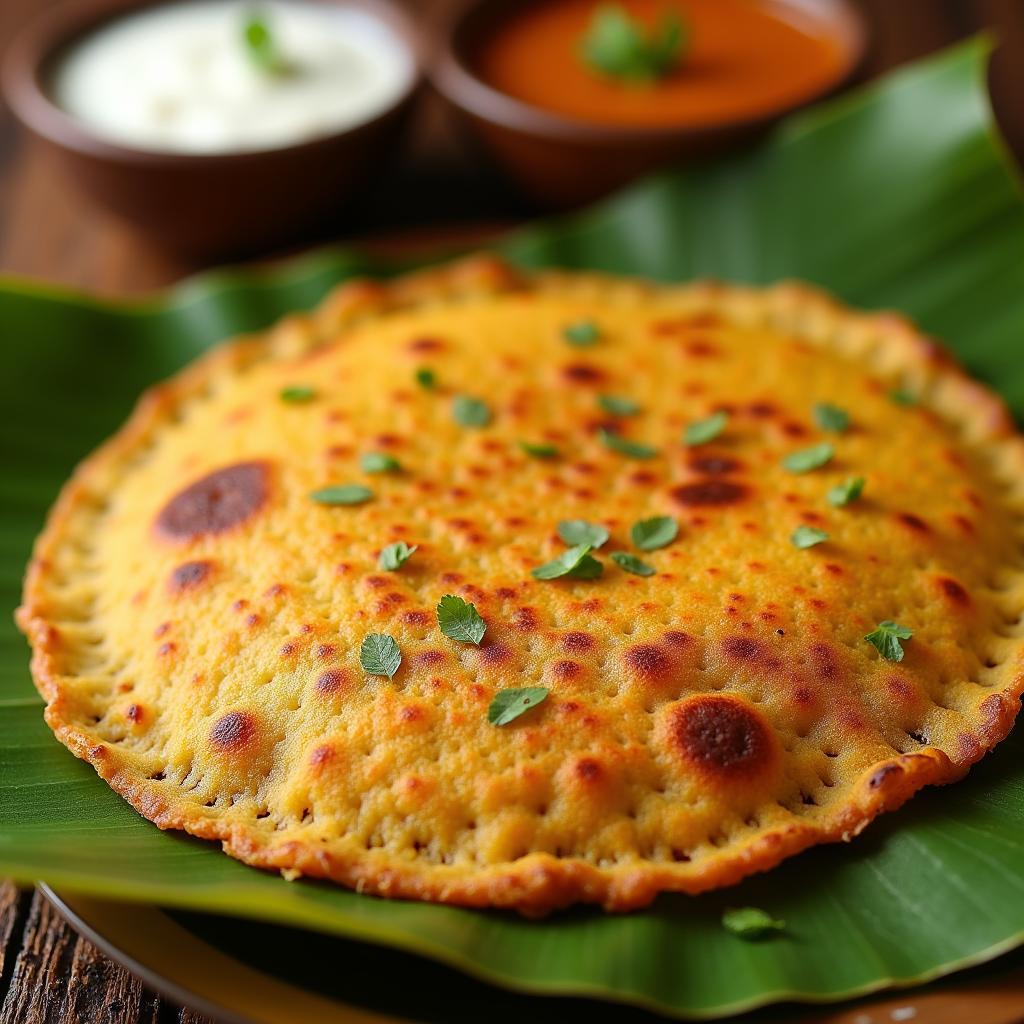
[3,39,1024,1020]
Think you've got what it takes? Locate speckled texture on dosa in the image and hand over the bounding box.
[18,257,1024,913]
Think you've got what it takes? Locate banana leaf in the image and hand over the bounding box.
[3,39,1024,1020]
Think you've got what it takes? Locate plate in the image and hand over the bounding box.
[40,886,1024,1024]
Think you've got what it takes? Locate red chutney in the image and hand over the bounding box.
[473,0,849,128]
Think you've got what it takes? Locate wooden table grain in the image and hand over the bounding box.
[2,1,1024,1021]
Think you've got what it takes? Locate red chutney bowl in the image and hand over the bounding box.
[2,0,424,257]
[432,0,867,207]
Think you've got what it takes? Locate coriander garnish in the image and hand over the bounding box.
[563,320,600,346]
[683,411,728,447]
[598,394,640,416]
[519,440,559,459]
[415,367,437,390]
[310,484,373,505]
[532,543,603,580]
[242,11,292,75]
[379,541,417,571]
[436,594,487,646]
[279,385,315,403]
[865,621,913,662]
[889,388,918,406]
[580,4,687,84]
[611,551,655,576]
[791,525,829,549]
[630,515,677,551]
[359,633,401,679]
[361,452,401,474]
[828,476,865,507]
[813,402,850,433]
[598,427,657,459]
[488,686,550,726]
[453,395,491,428]
[781,442,834,473]
[722,907,786,940]
[557,520,610,548]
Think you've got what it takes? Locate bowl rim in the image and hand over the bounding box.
[430,0,868,144]
[1,0,426,166]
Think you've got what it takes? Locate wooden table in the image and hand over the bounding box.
[3,1,1024,1021]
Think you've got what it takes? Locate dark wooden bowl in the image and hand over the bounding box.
[431,0,867,208]
[2,0,423,258]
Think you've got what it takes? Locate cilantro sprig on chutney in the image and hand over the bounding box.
[241,11,294,76]
[580,4,688,84]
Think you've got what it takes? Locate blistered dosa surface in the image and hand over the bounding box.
[19,258,1024,912]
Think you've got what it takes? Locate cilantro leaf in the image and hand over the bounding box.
[865,621,913,662]
[630,516,677,551]
[563,553,603,579]
[531,543,604,580]
[519,440,559,459]
[379,541,417,571]
[580,5,687,83]
[361,452,401,474]
[828,476,865,507]
[889,388,918,406]
[453,395,491,428]
[488,687,550,726]
[279,385,315,403]
[563,320,600,346]
[781,442,834,473]
[683,411,728,447]
[310,484,373,505]
[242,12,292,75]
[611,551,655,576]
[598,427,657,459]
[791,525,829,549]
[813,402,850,433]
[415,367,436,390]
[359,633,401,678]
[436,594,487,645]
[722,907,786,940]
[557,520,610,548]
[598,394,640,416]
